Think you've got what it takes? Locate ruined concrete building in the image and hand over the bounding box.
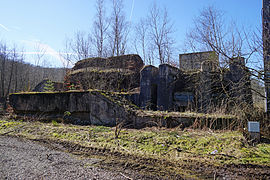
[65,52,252,113]
[66,54,143,92]
[140,51,252,112]
[9,52,250,127]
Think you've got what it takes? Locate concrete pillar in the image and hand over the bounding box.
[229,57,252,105]
[139,66,159,110]
[157,64,180,111]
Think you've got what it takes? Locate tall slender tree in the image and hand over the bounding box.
[93,0,109,57]
[134,18,148,63]
[109,0,129,56]
[148,3,175,64]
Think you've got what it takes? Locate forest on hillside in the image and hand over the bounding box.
[0,51,65,104]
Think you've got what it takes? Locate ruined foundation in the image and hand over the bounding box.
[9,52,250,128]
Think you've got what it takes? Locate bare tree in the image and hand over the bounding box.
[134,18,148,64]
[61,39,75,67]
[109,0,129,56]
[184,5,263,114]
[64,31,93,63]
[33,43,46,67]
[93,0,109,57]
[185,6,259,67]
[185,6,264,81]
[0,42,27,106]
[73,31,93,60]
[13,52,25,92]
[147,3,175,64]
[5,46,17,98]
[0,39,67,107]
[0,42,9,100]
[32,43,47,85]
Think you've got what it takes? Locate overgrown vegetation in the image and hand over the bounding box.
[44,80,55,92]
[0,118,269,166]
[0,116,269,178]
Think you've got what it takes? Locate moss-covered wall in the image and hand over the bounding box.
[73,54,144,71]
[67,70,140,92]
[66,54,144,92]
[9,91,133,126]
[9,91,236,129]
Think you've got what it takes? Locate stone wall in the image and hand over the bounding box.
[67,70,140,92]
[65,54,144,92]
[72,54,143,71]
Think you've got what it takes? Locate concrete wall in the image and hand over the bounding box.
[32,79,66,92]
[139,64,198,112]
[179,51,218,71]
[157,64,180,110]
[65,54,144,92]
[9,91,133,126]
[139,65,159,110]
[225,57,253,105]
[8,91,236,129]
[139,55,252,112]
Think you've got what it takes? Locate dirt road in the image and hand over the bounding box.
[0,136,154,180]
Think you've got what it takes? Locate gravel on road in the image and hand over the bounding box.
[0,136,143,180]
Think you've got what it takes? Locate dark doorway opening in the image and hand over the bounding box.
[151,84,157,110]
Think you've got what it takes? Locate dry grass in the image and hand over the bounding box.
[0,117,269,166]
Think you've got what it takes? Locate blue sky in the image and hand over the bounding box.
[0,0,262,67]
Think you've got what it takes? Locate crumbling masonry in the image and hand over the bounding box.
[140,51,252,112]
[65,52,252,112]
[9,52,250,127]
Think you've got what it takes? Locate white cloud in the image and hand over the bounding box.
[0,23,10,31]
[20,40,74,67]
[129,0,135,22]
[18,51,75,56]
[11,26,22,31]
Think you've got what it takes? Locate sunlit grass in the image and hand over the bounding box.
[0,118,269,166]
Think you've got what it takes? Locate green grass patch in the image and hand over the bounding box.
[0,119,22,129]
[51,120,59,126]
[1,118,269,167]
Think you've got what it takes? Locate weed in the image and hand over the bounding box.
[0,120,21,129]
[64,111,71,116]
[51,120,59,126]
[89,126,111,133]
[44,80,55,92]
[1,117,270,166]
